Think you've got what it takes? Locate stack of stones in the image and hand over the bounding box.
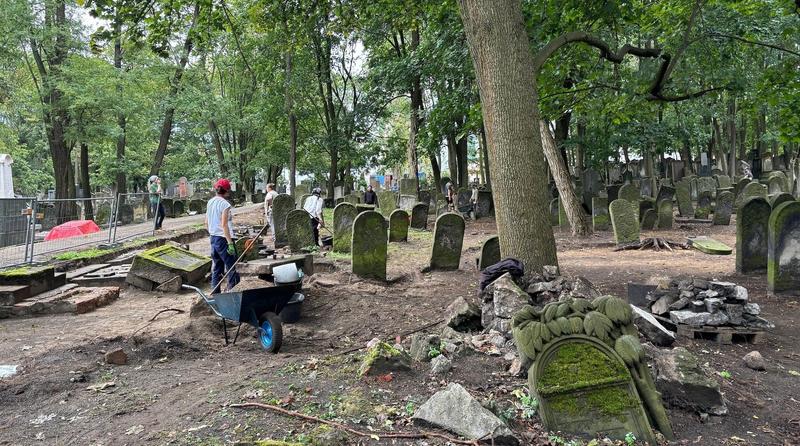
[645,278,772,329]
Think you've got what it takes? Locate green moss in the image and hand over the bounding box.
[54,247,116,261]
[0,265,51,277]
[537,343,629,396]
[549,386,637,421]
[358,341,402,376]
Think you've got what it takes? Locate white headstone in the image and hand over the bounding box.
[0,154,13,198]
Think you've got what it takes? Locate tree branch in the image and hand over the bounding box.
[532,31,661,72]
[708,32,800,58]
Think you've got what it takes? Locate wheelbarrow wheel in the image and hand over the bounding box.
[257,312,283,353]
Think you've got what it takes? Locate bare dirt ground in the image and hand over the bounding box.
[1,212,799,446]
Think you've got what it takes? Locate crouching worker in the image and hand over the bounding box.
[207,178,240,292]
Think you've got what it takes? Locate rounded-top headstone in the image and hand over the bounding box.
[285,209,314,251]
[618,184,639,203]
[429,213,465,271]
[333,202,358,253]
[769,193,795,210]
[271,194,295,247]
[478,235,500,270]
[410,203,429,230]
[351,211,387,280]
[712,191,734,226]
[389,209,410,243]
[741,182,768,201]
[767,201,800,293]
[656,200,673,230]
[736,196,771,274]
[609,199,640,245]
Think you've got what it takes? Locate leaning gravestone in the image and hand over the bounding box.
[389,209,409,242]
[769,192,794,209]
[429,213,465,270]
[712,191,734,225]
[592,197,610,231]
[285,209,315,251]
[332,202,358,253]
[343,194,360,205]
[377,190,398,218]
[298,194,311,209]
[478,236,500,270]
[736,196,771,273]
[695,191,713,219]
[351,211,387,280]
[675,181,693,217]
[640,209,657,230]
[657,200,673,229]
[410,203,428,230]
[767,201,800,293]
[609,199,640,245]
[639,198,655,222]
[271,194,295,248]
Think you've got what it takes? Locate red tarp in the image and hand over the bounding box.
[44,220,101,241]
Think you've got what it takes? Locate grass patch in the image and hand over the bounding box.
[408,228,433,242]
[54,247,116,261]
[326,251,351,261]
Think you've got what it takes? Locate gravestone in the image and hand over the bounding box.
[429,213,465,270]
[389,209,410,242]
[639,177,654,198]
[343,194,360,205]
[117,203,134,225]
[582,168,602,210]
[641,209,657,230]
[689,177,699,200]
[712,191,734,226]
[734,177,751,199]
[550,198,560,226]
[736,197,770,273]
[127,245,211,288]
[356,204,376,214]
[285,209,315,251]
[456,188,472,209]
[741,182,767,202]
[606,184,621,203]
[271,194,295,248]
[767,201,800,293]
[695,191,713,219]
[675,181,693,217]
[160,198,175,218]
[609,199,640,245]
[475,190,493,218]
[768,177,784,195]
[172,199,185,216]
[351,211,387,280]
[769,192,794,209]
[94,202,112,226]
[699,152,712,176]
[398,194,417,210]
[657,200,673,229]
[189,199,207,214]
[478,236,500,270]
[688,236,732,255]
[697,177,717,197]
[410,203,428,230]
[715,174,732,189]
[333,202,358,253]
[592,197,610,231]
[377,190,398,218]
[618,184,639,204]
[655,185,675,204]
[298,193,311,209]
[399,178,418,196]
[639,198,655,222]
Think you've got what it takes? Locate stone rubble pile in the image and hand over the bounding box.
[646,278,773,329]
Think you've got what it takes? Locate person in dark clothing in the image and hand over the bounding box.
[363,185,377,205]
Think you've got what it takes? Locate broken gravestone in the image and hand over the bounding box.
[688,237,732,255]
[429,213,465,271]
[478,236,500,270]
[126,245,211,291]
[410,203,428,230]
[412,383,518,445]
[388,209,409,242]
[650,346,727,415]
[332,202,358,253]
[592,197,610,231]
[767,201,800,294]
[712,190,734,226]
[351,211,387,281]
[736,196,770,273]
[445,296,481,332]
[358,341,411,376]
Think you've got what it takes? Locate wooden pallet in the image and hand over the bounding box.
[676,324,766,344]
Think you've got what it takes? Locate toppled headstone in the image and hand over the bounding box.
[412,383,518,445]
[688,237,732,255]
[651,347,727,415]
[126,245,211,291]
[358,341,411,376]
[631,305,675,347]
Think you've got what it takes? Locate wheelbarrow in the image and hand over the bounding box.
[182,284,300,353]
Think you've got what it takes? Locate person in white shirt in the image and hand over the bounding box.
[303,187,325,246]
[206,179,240,292]
[263,183,279,243]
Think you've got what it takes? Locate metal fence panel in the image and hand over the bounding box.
[110,193,158,244]
[28,197,116,261]
[0,198,35,268]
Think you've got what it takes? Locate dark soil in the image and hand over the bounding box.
[1,211,799,445]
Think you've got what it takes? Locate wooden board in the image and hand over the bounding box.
[676,324,766,344]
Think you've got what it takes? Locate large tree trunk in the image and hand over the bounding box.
[458,0,558,271]
[429,151,442,195]
[447,132,459,185]
[541,121,591,236]
[79,142,93,221]
[150,2,200,176]
[285,49,297,193]
[407,28,422,193]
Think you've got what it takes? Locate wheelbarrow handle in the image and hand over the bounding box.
[181,284,224,319]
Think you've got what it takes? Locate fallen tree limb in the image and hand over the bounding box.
[149,308,185,321]
[229,401,479,445]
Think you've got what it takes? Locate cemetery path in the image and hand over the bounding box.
[0,214,798,445]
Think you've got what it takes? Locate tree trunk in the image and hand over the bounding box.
[727,98,737,178]
[456,132,469,187]
[79,142,93,221]
[575,120,586,174]
[209,119,227,175]
[113,32,127,198]
[285,49,297,193]
[447,132,459,186]
[429,151,442,195]
[681,139,693,174]
[407,28,422,193]
[712,117,727,173]
[554,111,571,171]
[150,2,200,176]
[458,0,558,271]
[542,121,591,236]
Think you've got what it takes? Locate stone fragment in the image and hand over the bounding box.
[692,279,709,289]
[704,298,723,313]
[409,334,441,363]
[412,383,518,445]
[651,294,677,316]
[105,348,128,365]
[445,297,481,332]
[743,303,760,315]
[743,314,774,329]
[724,304,744,325]
[652,347,727,415]
[697,289,720,299]
[542,265,559,280]
[632,305,676,347]
[669,297,691,311]
[358,342,412,376]
[430,355,452,375]
[743,351,766,371]
[709,281,736,294]
[570,276,600,299]
[490,275,530,319]
[733,286,749,301]
[670,310,729,327]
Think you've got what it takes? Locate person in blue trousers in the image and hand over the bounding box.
[206,179,240,293]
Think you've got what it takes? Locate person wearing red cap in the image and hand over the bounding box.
[206,178,240,292]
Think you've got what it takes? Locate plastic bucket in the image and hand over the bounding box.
[279,293,305,323]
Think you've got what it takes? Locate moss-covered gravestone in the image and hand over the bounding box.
[716,174,732,189]
[550,198,560,226]
[475,190,493,218]
[389,209,409,242]
[688,236,732,255]
[736,197,770,273]
[128,245,211,287]
[172,199,185,217]
[675,181,693,217]
[695,191,712,219]
[271,194,295,248]
[618,184,639,216]
[286,209,315,251]
[640,209,657,230]
[655,185,675,204]
[512,296,673,444]
[297,194,311,209]
[410,203,428,230]
[478,236,500,270]
[343,194,360,205]
[377,190,398,218]
[592,197,609,231]
[429,213,465,271]
[697,177,717,197]
[333,202,358,253]
[117,203,134,225]
[0,265,57,296]
[399,178,418,196]
[656,200,673,229]
[767,201,800,294]
[769,192,794,209]
[351,211,387,280]
[712,191,734,226]
[734,177,751,198]
[609,199,639,245]
[160,198,175,218]
[742,182,768,202]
